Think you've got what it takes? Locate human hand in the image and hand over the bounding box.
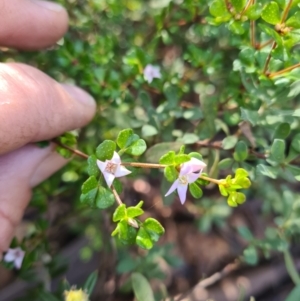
[0,0,96,256]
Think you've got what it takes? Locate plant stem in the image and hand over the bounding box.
[241,0,253,15]
[256,39,272,50]
[121,162,167,168]
[200,175,222,185]
[269,62,300,78]
[52,139,89,159]
[283,249,300,286]
[263,41,277,75]
[111,185,123,205]
[250,20,256,48]
[281,0,293,23]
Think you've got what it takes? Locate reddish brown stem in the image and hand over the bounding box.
[269,62,300,78]
[281,0,293,23]
[52,139,89,159]
[263,42,277,75]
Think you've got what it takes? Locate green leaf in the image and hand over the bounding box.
[164,165,177,182]
[96,186,115,209]
[83,271,98,295]
[136,227,153,249]
[80,188,98,207]
[229,21,245,35]
[117,220,137,244]
[131,273,155,301]
[144,218,165,236]
[235,168,249,178]
[87,155,100,177]
[126,139,147,156]
[256,164,279,179]
[219,184,229,196]
[222,135,238,150]
[228,193,238,207]
[81,176,98,194]
[261,2,280,25]
[113,204,126,222]
[240,108,259,126]
[259,24,282,45]
[96,140,116,161]
[233,141,248,162]
[117,128,137,149]
[273,123,291,140]
[127,207,144,218]
[243,246,258,265]
[291,133,300,153]
[159,151,175,164]
[286,12,300,29]
[188,152,203,161]
[146,142,182,163]
[285,286,300,301]
[218,158,234,170]
[269,139,286,164]
[210,0,231,18]
[231,0,246,12]
[37,292,60,301]
[189,183,203,198]
[286,165,300,181]
[244,3,262,20]
[141,124,158,137]
[237,226,254,241]
[235,192,246,204]
[174,154,190,164]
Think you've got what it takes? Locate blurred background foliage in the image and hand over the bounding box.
[2,0,300,300]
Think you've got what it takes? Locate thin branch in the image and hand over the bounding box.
[281,0,293,23]
[200,175,222,185]
[111,185,123,205]
[256,39,272,50]
[250,20,256,48]
[241,0,253,15]
[269,62,300,78]
[121,162,167,168]
[52,139,89,159]
[263,41,277,75]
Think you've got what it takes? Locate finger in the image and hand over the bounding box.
[0,62,96,155]
[0,0,68,49]
[0,143,68,252]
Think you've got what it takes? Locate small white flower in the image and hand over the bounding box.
[143,64,161,83]
[4,247,25,269]
[165,158,206,204]
[97,151,131,187]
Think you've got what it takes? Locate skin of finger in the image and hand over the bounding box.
[0,143,68,252]
[0,0,68,49]
[0,62,96,155]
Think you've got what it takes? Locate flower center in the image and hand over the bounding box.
[178,175,188,185]
[105,162,118,174]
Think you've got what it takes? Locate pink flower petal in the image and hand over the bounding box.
[177,184,188,204]
[103,172,115,187]
[96,160,106,173]
[111,151,121,164]
[3,249,16,262]
[14,252,25,269]
[165,179,179,197]
[187,172,201,184]
[115,165,131,177]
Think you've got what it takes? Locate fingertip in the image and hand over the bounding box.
[0,0,69,49]
[61,84,97,122]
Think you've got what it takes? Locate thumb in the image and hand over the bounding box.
[0,62,96,155]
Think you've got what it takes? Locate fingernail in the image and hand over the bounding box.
[61,84,96,108]
[30,0,65,12]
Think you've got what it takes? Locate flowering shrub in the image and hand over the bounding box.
[2,0,300,300]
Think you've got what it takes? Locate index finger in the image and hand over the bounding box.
[0,0,68,49]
